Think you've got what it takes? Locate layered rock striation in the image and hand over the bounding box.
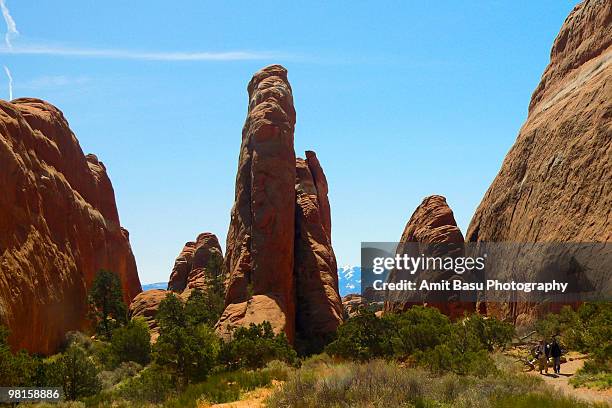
[466,0,611,323]
[0,98,141,354]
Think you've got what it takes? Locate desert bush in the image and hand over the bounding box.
[154,292,220,385]
[325,309,394,361]
[462,314,515,351]
[220,321,297,370]
[386,305,452,356]
[110,317,151,366]
[114,364,175,404]
[47,343,102,400]
[267,358,603,408]
[97,361,142,390]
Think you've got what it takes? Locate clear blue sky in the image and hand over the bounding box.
[1,1,578,283]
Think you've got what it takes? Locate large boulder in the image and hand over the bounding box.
[466,0,611,322]
[0,98,141,354]
[128,289,167,343]
[384,195,475,319]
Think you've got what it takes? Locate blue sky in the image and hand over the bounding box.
[1,1,578,283]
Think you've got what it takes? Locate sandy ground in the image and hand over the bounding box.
[528,353,612,405]
[199,385,275,408]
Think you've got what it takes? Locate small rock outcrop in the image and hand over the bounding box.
[129,232,223,340]
[0,98,141,354]
[466,0,611,322]
[342,294,366,319]
[218,65,343,345]
[168,232,224,297]
[384,195,475,319]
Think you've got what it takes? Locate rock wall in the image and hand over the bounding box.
[466,0,611,322]
[0,98,141,354]
[218,65,342,345]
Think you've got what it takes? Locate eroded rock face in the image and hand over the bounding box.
[0,98,141,354]
[384,195,474,319]
[466,0,611,321]
[218,66,343,344]
[129,232,223,341]
[128,289,167,342]
[342,294,366,319]
[168,232,223,298]
[294,155,343,348]
[218,65,297,341]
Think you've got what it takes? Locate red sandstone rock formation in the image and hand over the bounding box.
[218,65,343,344]
[130,232,224,340]
[128,289,166,342]
[0,98,141,354]
[294,155,343,346]
[217,65,297,342]
[466,0,611,323]
[384,195,475,319]
[168,232,224,297]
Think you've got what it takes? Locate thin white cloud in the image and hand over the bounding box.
[0,0,18,48]
[19,75,90,90]
[3,65,12,99]
[0,44,282,61]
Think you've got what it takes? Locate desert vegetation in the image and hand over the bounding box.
[1,271,610,407]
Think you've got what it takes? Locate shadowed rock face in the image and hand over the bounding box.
[217,65,297,341]
[217,65,342,344]
[130,232,223,341]
[384,195,475,319]
[466,0,611,322]
[295,155,343,349]
[0,98,141,354]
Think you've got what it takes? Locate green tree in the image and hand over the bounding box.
[386,306,452,356]
[184,287,224,328]
[50,343,101,400]
[154,293,220,386]
[220,321,297,370]
[325,309,394,361]
[110,318,151,366]
[0,325,36,387]
[89,270,127,339]
[463,314,515,351]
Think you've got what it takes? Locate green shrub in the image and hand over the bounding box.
[463,314,515,351]
[97,361,142,390]
[325,309,394,361]
[154,293,220,385]
[386,305,452,356]
[110,318,151,366]
[47,343,101,400]
[115,364,175,404]
[220,321,297,370]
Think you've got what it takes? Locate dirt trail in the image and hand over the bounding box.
[528,354,612,405]
[199,386,274,408]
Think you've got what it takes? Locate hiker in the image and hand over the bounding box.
[551,337,562,374]
[536,339,549,374]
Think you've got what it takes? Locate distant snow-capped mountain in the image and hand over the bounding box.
[338,265,361,297]
[141,266,361,297]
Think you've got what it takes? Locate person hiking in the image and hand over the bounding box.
[551,337,562,374]
[536,339,549,374]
